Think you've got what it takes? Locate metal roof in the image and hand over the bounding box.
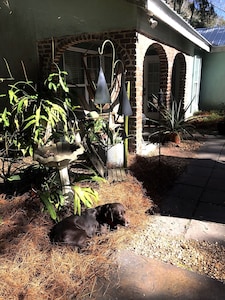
[196,27,225,46]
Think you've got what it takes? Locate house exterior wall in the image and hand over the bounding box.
[199,51,225,110]
[38,30,195,154]
[30,0,138,39]
[135,33,197,153]
[0,0,203,85]
[0,2,38,83]
[0,0,206,154]
[37,30,138,151]
[0,0,138,83]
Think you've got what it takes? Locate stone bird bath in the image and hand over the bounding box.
[33,142,84,203]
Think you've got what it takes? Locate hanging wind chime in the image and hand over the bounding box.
[94,39,132,169]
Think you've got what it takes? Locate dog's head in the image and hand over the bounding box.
[96,203,129,229]
[109,203,128,227]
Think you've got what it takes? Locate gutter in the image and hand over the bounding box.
[147,0,212,52]
[211,45,225,53]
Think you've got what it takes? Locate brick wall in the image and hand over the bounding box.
[38,30,138,151]
[37,30,187,154]
[134,33,187,153]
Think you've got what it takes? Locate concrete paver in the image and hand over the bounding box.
[89,135,225,300]
[90,250,225,300]
[160,135,225,225]
[185,219,225,245]
[194,202,225,223]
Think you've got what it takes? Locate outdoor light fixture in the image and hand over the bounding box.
[149,17,158,29]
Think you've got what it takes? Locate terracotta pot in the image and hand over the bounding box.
[169,132,181,144]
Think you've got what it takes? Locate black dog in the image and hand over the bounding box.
[49,208,98,248]
[95,202,128,230]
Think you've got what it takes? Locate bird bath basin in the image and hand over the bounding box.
[33,142,84,202]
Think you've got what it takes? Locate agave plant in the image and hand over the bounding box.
[148,97,195,143]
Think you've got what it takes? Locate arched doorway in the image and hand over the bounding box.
[143,43,168,120]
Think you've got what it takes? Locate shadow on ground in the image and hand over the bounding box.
[129,150,225,225]
[159,157,225,225]
[88,250,225,300]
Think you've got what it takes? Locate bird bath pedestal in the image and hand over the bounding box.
[33,142,84,203]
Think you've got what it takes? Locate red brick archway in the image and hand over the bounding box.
[171,52,186,105]
[37,31,136,87]
[150,43,168,99]
[143,42,168,117]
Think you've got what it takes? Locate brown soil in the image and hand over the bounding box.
[0,138,204,299]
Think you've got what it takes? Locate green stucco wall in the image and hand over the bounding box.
[31,0,137,39]
[0,0,137,83]
[0,0,201,86]
[0,1,38,83]
[200,51,225,110]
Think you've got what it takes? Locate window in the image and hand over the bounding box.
[61,46,112,109]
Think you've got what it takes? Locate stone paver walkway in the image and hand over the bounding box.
[86,135,225,300]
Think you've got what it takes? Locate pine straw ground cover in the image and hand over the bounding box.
[1,137,224,299]
[0,171,152,299]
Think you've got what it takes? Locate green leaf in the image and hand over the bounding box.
[17,97,26,113]
[58,192,65,207]
[23,118,36,130]
[35,106,41,126]
[14,117,20,130]
[73,189,81,215]
[1,108,10,127]
[7,174,21,181]
[28,146,33,157]
[48,82,57,92]
[40,192,57,221]
[59,76,69,93]
[73,186,98,214]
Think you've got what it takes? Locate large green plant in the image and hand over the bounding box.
[85,111,123,150]
[0,64,78,157]
[162,99,190,134]
[0,64,102,219]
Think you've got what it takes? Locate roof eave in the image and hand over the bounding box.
[211,45,225,52]
[147,0,211,52]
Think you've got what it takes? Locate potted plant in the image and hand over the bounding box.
[84,111,124,167]
[106,119,124,167]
